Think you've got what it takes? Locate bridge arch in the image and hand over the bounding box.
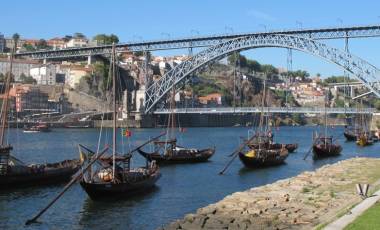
[145,34,380,112]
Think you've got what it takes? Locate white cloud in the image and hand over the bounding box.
[247,9,276,22]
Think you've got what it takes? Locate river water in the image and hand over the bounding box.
[1,126,379,230]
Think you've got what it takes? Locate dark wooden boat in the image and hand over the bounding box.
[312,136,342,158]
[137,139,215,164]
[356,133,374,146]
[344,129,357,141]
[78,45,160,200]
[0,45,79,189]
[23,123,51,133]
[248,142,298,153]
[284,143,298,153]
[0,146,80,187]
[79,153,161,200]
[138,85,215,165]
[239,146,288,168]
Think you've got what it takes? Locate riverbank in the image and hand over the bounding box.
[161,157,380,230]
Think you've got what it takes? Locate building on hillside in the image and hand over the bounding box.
[60,65,92,88]
[66,38,88,48]
[0,33,4,53]
[5,84,71,117]
[0,58,40,81]
[5,38,26,50]
[30,64,57,85]
[198,93,224,106]
[47,38,66,49]
[24,39,39,47]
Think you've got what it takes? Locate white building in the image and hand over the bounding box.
[66,38,88,48]
[30,65,57,85]
[60,66,92,88]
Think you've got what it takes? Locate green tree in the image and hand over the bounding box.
[93,34,119,45]
[19,73,37,84]
[22,43,36,51]
[63,35,73,42]
[12,33,20,49]
[36,39,50,50]
[73,32,86,39]
[374,99,380,110]
[247,59,261,72]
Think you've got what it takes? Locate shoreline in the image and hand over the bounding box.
[160,157,380,230]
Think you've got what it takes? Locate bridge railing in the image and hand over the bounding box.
[153,107,376,114]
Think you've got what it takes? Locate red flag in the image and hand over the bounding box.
[179,127,186,132]
[125,130,132,137]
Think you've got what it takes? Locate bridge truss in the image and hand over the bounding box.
[144,34,380,112]
[15,24,380,60]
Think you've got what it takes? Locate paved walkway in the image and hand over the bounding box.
[325,189,380,230]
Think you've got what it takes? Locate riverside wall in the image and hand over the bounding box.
[161,158,380,230]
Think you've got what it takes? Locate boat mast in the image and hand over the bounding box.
[111,43,117,182]
[259,79,266,134]
[0,44,15,146]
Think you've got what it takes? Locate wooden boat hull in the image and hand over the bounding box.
[285,144,298,153]
[238,149,288,168]
[313,145,342,158]
[137,148,215,164]
[356,138,374,146]
[248,143,298,153]
[80,170,161,200]
[344,131,357,141]
[0,159,80,187]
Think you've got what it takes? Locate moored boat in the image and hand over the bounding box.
[312,136,342,158]
[137,86,215,165]
[239,145,288,168]
[0,43,79,189]
[79,153,161,200]
[0,147,79,187]
[23,123,51,133]
[78,44,161,200]
[356,133,374,146]
[137,139,215,164]
[343,128,358,141]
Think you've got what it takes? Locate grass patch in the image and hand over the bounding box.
[345,201,380,230]
[302,187,311,193]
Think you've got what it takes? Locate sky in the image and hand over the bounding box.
[1,0,380,77]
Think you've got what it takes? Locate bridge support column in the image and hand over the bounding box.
[350,86,355,98]
[43,59,47,64]
[87,55,92,65]
[143,51,151,87]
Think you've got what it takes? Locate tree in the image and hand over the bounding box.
[324,75,354,84]
[247,59,261,72]
[63,35,73,42]
[73,32,86,39]
[36,39,50,50]
[261,64,278,77]
[19,73,37,84]
[93,34,119,45]
[23,43,36,51]
[12,33,20,49]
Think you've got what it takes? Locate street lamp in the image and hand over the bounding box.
[259,24,267,32]
[337,18,343,26]
[161,32,170,40]
[224,26,233,35]
[190,29,200,37]
[296,21,303,29]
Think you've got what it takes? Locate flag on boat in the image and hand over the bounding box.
[125,130,132,137]
[79,151,87,164]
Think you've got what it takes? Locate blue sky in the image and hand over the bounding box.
[1,0,380,77]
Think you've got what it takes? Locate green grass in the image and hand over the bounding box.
[345,201,380,230]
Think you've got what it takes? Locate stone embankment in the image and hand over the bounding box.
[161,157,380,230]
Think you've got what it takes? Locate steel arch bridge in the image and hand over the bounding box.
[144,34,380,113]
